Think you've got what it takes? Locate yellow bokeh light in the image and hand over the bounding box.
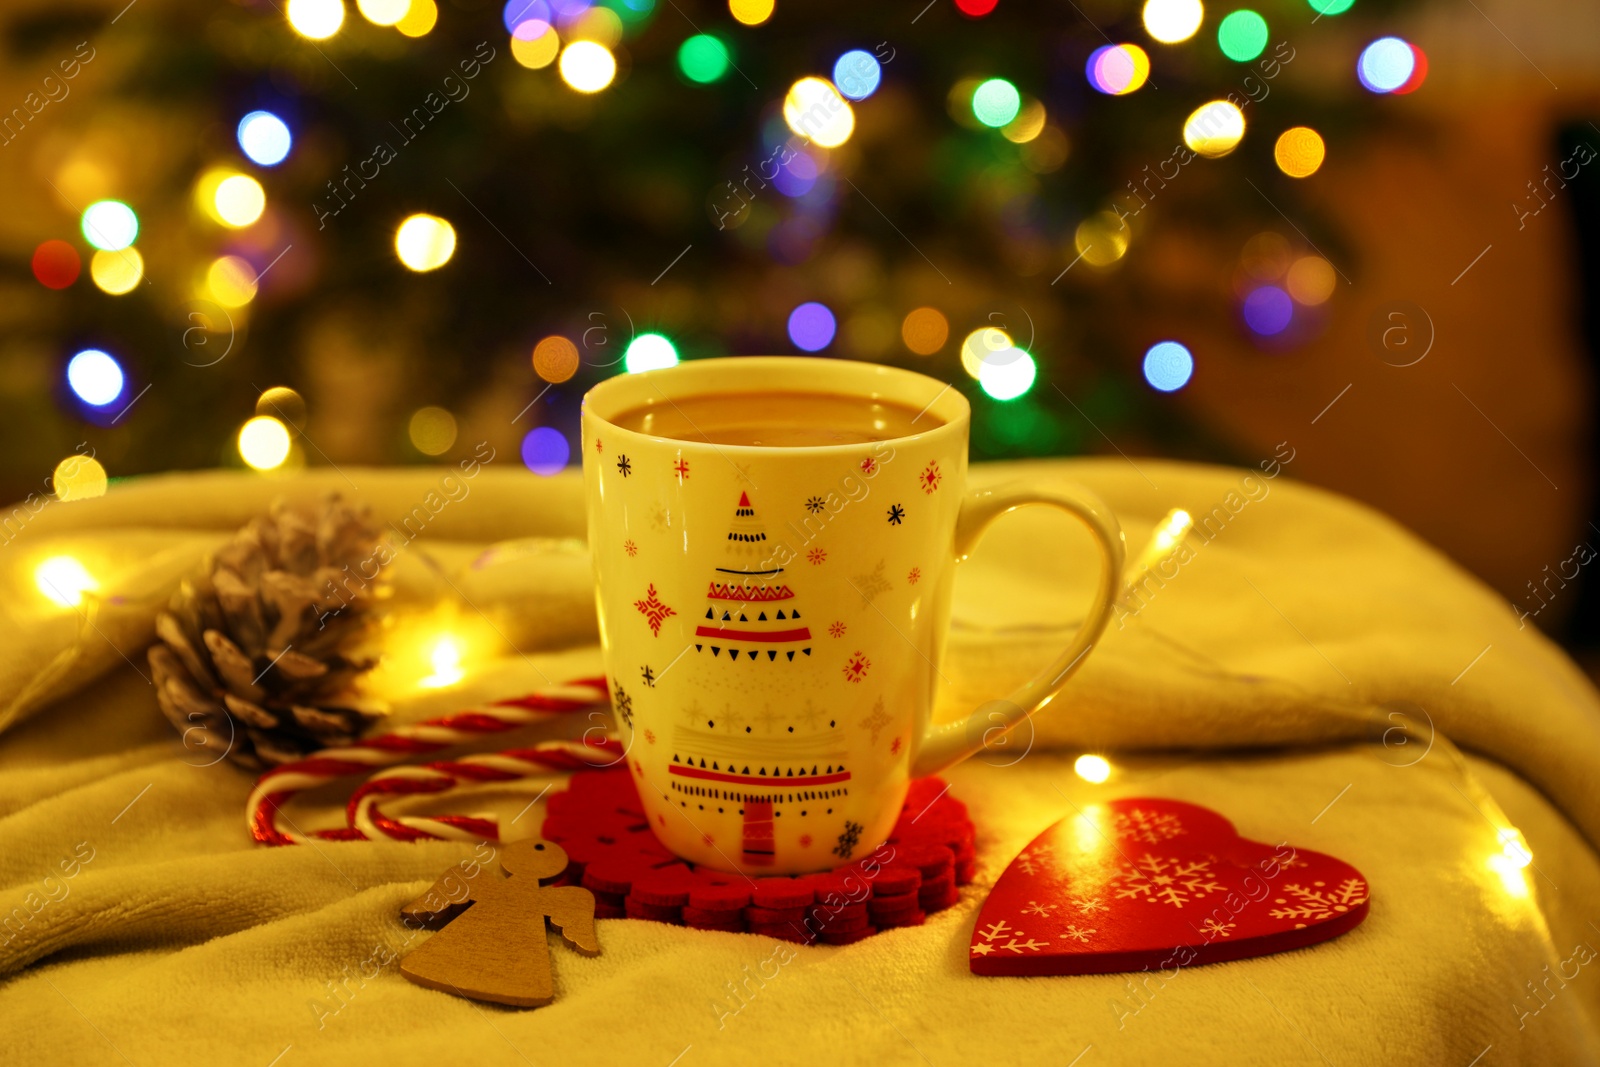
[409,406,459,455]
[287,0,346,39]
[238,415,292,471]
[1002,98,1047,144]
[395,214,456,272]
[783,77,855,149]
[960,327,1013,380]
[214,174,266,228]
[1275,126,1326,179]
[901,307,950,356]
[533,335,580,383]
[1498,827,1533,868]
[729,0,774,25]
[1488,851,1530,898]
[1074,754,1112,783]
[420,635,465,688]
[1287,256,1336,306]
[1183,99,1245,158]
[395,0,437,36]
[568,6,622,46]
[511,22,560,68]
[1152,508,1193,553]
[1241,231,1291,280]
[53,455,108,501]
[1075,210,1131,267]
[357,0,410,25]
[207,255,259,308]
[36,556,98,608]
[1143,0,1203,43]
[90,247,143,295]
[559,40,618,93]
[256,386,307,427]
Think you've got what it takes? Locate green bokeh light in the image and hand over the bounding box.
[1217,10,1268,62]
[971,78,1021,128]
[1307,0,1354,14]
[678,35,730,84]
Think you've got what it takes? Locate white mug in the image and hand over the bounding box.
[582,358,1123,874]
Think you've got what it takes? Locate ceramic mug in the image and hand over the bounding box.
[581,358,1124,875]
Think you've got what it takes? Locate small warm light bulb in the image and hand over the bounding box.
[215,175,267,228]
[420,636,465,688]
[1075,754,1112,783]
[395,214,456,272]
[36,556,99,607]
[1152,508,1194,553]
[239,415,292,470]
[287,0,346,39]
[783,77,855,148]
[90,248,144,294]
[559,40,618,93]
[53,455,108,501]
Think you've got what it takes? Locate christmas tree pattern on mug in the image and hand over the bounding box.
[694,492,812,664]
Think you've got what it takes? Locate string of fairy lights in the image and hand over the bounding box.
[30,0,1427,487]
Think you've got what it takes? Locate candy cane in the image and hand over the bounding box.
[248,678,609,845]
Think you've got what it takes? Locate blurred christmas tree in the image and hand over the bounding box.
[2,0,1419,494]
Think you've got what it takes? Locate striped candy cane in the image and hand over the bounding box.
[248,678,610,845]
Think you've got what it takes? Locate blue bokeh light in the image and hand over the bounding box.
[503,0,552,32]
[1357,37,1416,94]
[1242,286,1294,336]
[833,50,882,100]
[237,111,292,167]
[787,302,837,351]
[1142,341,1194,392]
[67,349,125,406]
[521,427,570,475]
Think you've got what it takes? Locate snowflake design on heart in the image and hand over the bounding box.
[805,496,826,514]
[833,821,863,859]
[842,651,871,683]
[919,462,941,494]
[858,698,891,742]
[624,539,638,557]
[828,621,847,638]
[1070,896,1107,915]
[633,584,677,636]
[1198,918,1236,940]
[907,566,921,585]
[850,560,892,605]
[1061,925,1096,943]
[1268,879,1369,927]
[1022,901,1056,917]
[807,547,827,565]
[860,456,878,475]
[971,919,1049,956]
[1014,844,1054,877]
[1276,849,1307,869]
[1112,807,1187,844]
[886,503,905,525]
[611,680,633,730]
[643,728,656,745]
[1111,853,1226,909]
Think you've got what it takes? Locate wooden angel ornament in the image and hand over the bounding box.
[399,837,599,1007]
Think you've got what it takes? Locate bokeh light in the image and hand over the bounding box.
[1242,286,1294,335]
[1143,0,1203,44]
[81,200,138,251]
[207,255,259,307]
[624,333,679,373]
[978,349,1036,400]
[960,327,1013,380]
[971,78,1021,128]
[1307,0,1353,14]
[67,349,124,406]
[90,248,144,295]
[1286,256,1336,305]
[256,386,307,426]
[833,50,882,100]
[1075,210,1131,266]
[32,240,81,289]
[504,0,550,31]
[772,151,819,197]
[787,302,837,351]
[1001,99,1047,143]
[729,0,773,25]
[239,416,292,470]
[53,455,108,502]
[521,426,570,475]
[35,557,98,608]
[395,0,437,35]
[287,0,346,38]
[954,0,999,14]
[1183,100,1245,158]
[409,406,459,455]
[678,35,731,84]
[1358,37,1416,94]
[1394,45,1428,94]
[783,77,854,148]
[512,21,560,68]
[1142,341,1193,392]
[1216,9,1267,61]
[534,335,581,382]
[238,111,293,166]
[568,7,622,46]
[358,0,411,24]
[215,174,266,228]
[1274,126,1325,178]
[395,214,457,272]
[559,40,617,92]
[901,307,949,355]
[1074,754,1111,783]
[1241,231,1291,279]
[1087,44,1150,95]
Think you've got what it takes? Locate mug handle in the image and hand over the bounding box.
[911,481,1126,778]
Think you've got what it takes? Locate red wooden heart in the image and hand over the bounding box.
[970,797,1369,976]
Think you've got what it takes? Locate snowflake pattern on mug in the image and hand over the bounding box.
[907,566,921,585]
[624,539,638,557]
[843,651,871,683]
[919,462,942,494]
[633,584,677,637]
[807,547,827,565]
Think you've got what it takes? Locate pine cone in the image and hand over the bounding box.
[149,493,391,769]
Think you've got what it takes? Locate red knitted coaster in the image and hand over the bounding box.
[540,769,974,945]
